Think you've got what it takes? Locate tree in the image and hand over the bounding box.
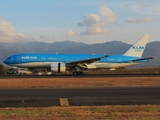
[0,64,8,75]
[0,64,4,74]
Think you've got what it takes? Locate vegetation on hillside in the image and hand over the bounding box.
[0,64,8,75]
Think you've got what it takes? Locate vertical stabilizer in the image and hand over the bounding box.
[123,34,150,57]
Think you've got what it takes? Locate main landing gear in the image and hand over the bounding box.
[72,66,84,75]
[72,71,83,75]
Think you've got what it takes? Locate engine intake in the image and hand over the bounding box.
[51,62,66,73]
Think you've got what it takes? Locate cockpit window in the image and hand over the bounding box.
[7,57,13,60]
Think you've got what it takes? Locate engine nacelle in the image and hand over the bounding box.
[51,62,66,73]
[85,64,97,69]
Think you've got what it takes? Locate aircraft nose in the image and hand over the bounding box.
[3,59,8,64]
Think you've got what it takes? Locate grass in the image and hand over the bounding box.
[0,77,160,88]
[0,105,159,120]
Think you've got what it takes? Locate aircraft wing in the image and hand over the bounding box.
[130,57,154,62]
[66,54,109,65]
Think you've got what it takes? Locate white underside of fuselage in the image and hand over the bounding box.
[9,62,52,68]
[9,61,141,69]
[92,62,140,69]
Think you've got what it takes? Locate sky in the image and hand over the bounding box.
[0,0,160,44]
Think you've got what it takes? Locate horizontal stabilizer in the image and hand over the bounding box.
[130,57,154,62]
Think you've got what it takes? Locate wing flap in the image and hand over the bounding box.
[66,54,109,65]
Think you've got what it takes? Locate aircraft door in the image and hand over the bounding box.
[16,56,20,63]
[41,57,45,62]
[118,58,122,63]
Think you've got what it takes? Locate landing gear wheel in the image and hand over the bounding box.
[80,72,83,75]
[72,71,83,75]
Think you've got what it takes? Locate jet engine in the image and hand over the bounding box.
[51,62,66,73]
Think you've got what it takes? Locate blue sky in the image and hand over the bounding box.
[0,0,160,44]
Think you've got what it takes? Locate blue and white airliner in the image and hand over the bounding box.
[3,34,153,75]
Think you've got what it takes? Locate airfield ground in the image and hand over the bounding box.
[0,76,160,120]
[0,105,159,120]
[0,77,160,88]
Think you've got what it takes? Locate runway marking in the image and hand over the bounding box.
[60,98,69,106]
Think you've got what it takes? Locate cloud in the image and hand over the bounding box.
[123,1,160,15]
[77,14,108,35]
[99,5,116,23]
[77,22,85,27]
[77,5,117,36]
[80,27,108,35]
[0,18,32,43]
[78,14,105,27]
[127,16,152,23]
[66,30,76,37]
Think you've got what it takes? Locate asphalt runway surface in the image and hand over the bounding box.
[0,87,159,107]
[1,73,160,78]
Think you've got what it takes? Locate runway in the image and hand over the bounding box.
[0,87,159,107]
[1,73,160,78]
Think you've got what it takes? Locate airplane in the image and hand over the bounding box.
[3,34,154,75]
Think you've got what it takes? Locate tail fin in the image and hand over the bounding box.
[123,34,150,57]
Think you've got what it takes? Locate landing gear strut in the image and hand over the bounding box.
[72,71,83,75]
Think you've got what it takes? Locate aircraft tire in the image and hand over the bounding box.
[72,71,83,75]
